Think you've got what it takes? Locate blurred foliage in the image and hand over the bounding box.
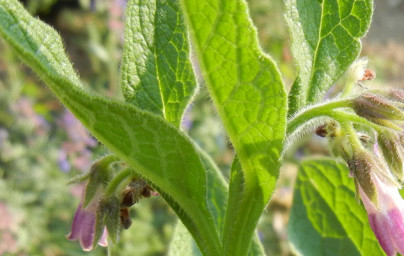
[0,0,295,255]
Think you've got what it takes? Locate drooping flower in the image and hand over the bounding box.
[67,155,116,251]
[358,171,404,256]
[67,188,108,251]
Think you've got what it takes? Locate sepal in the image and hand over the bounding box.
[84,155,120,207]
[94,195,121,247]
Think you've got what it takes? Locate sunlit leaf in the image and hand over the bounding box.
[288,159,384,256]
[285,0,373,115]
[121,0,197,127]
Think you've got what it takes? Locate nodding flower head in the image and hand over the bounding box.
[67,188,108,251]
[357,170,404,256]
[346,149,404,256]
[67,155,159,251]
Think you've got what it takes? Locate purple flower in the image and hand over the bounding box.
[359,172,404,256]
[57,151,71,172]
[67,189,108,251]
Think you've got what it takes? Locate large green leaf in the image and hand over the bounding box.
[180,1,287,254]
[0,1,221,254]
[285,0,373,115]
[120,0,197,127]
[288,159,383,256]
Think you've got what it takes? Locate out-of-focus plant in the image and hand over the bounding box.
[3,0,404,256]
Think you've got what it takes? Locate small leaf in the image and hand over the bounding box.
[180,0,287,254]
[121,0,197,127]
[0,1,221,254]
[288,159,384,256]
[285,0,373,115]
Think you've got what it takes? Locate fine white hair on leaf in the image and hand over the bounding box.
[282,116,334,157]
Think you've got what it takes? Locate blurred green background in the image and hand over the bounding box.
[0,0,402,255]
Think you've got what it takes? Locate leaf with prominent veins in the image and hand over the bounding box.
[121,0,197,127]
[285,0,373,115]
[0,1,221,254]
[288,159,383,256]
[180,0,287,255]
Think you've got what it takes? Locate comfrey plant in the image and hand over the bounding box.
[0,0,402,255]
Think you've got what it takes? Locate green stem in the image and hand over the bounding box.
[107,242,112,256]
[97,154,121,168]
[329,110,397,133]
[338,119,363,152]
[340,80,357,98]
[105,168,132,196]
[287,99,353,134]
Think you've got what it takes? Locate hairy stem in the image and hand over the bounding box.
[105,168,132,196]
[287,99,353,134]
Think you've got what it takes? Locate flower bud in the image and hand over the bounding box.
[387,89,404,103]
[83,155,119,207]
[120,179,156,208]
[316,121,339,138]
[353,93,404,122]
[348,151,378,206]
[378,132,404,181]
[346,57,369,83]
[120,208,132,230]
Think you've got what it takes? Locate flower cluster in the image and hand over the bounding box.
[67,155,157,251]
[317,60,404,256]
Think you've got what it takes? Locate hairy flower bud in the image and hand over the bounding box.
[83,155,119,207]
[346,57,369,83]
[348,152,378,205]
[353,93,404,122]
[316,121,339,138]
[378,132,404,181]
[120,179,157,208]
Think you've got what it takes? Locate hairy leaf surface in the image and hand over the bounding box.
[180,0,287,254]
[121,0,197,127]
[0,1,220,254]
[285,0,373,115]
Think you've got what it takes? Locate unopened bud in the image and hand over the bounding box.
[120,179,156,208]
[353,93,404,121]
[387,89,404,103]
[378,132,404,181]
[120,208,132,229]
[347,57,369,82]
[84,156,119,207]
[348,152,378,207]
[315,121,339,138]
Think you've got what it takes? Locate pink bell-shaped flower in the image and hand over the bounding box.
[67,189,108,251]
[359,172,404,256]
